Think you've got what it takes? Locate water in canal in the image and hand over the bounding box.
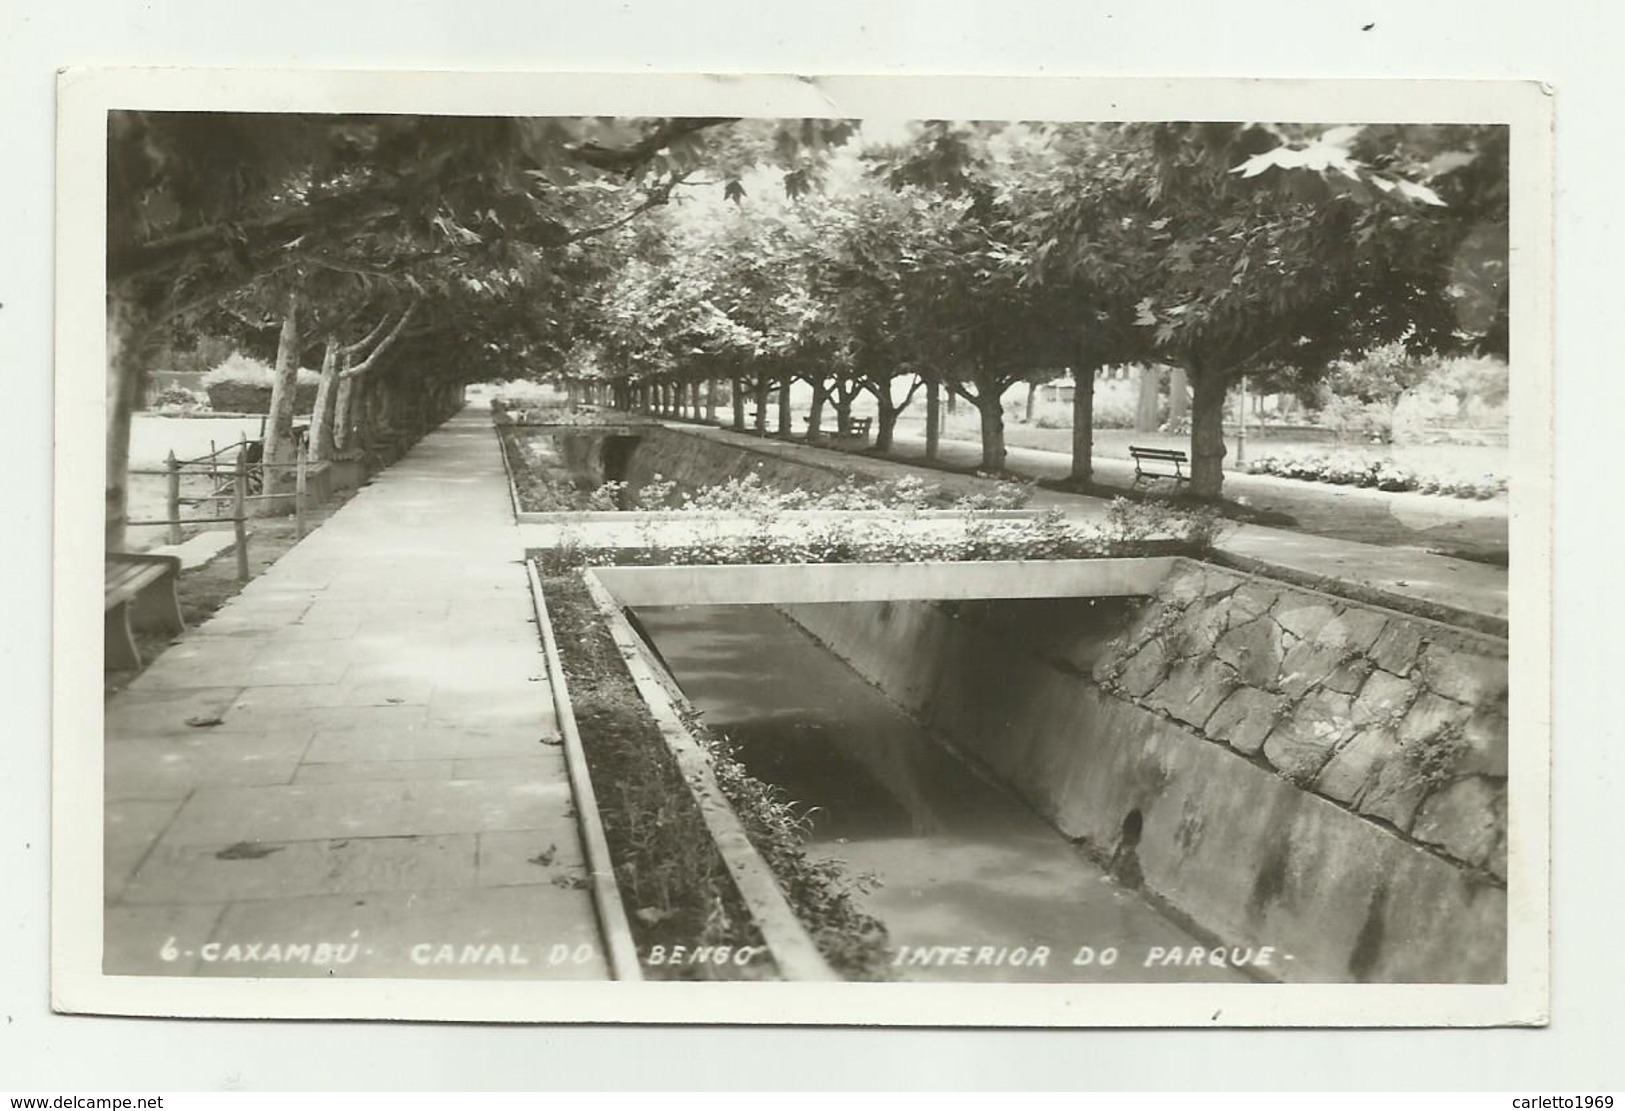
[632,603,1248,984]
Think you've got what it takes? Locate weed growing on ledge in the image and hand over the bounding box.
[544,570,892,980]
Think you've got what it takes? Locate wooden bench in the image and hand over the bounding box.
[105,552,185,671]
[1129,445,1190,485]
[802,416,873,439]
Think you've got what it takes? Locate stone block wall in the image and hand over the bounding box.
[1095,561,1509,880]
[780,560,1509,982]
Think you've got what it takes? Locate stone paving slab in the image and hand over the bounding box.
[476,826,589,887]
[160,779,570,845]
[292,759,463,785]
[122,834,479,905]
[105,799,184,895]
[104,903,228,976]
[105,687,244,735]
[185,886,605,980]
[301,726,548,764]
[102,409,610,981]
[104,731,313,800]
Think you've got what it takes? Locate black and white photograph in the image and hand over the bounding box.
[54,71,1552,1026]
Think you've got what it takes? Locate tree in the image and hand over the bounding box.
[104,112,853,548]
[802,182,946,451]
[1046,122,1508,496]
[876,122,1143,475]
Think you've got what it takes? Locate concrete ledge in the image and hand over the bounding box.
[592,557,1178,607]
[580,569,838,982]
[516,507,1047,525]
[1208,548,1509,639]
[525,561,642,982]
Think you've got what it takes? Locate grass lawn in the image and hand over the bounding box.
[888,409,1508,477]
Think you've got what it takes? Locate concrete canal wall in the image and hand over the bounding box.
[535,424,872,497]
[780,559,1509,983]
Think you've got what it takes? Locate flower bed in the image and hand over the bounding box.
[1246,450,1507,500]
[536,500,1221,576]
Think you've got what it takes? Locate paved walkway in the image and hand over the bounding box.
[104,409,608,980]
[656,421,1508,629]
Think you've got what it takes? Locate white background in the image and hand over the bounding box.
[2,0,1618,1091]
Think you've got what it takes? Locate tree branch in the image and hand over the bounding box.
[110,188,407,287]
[341,303,417,379]
[558,172,691,248]
[342,312,394,357]
[566,118,737,174]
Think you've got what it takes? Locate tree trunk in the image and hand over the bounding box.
[776,373,793,439]
[834,396,853,436]
[731,378,746,430]
[360,374,379,447]
[260,292,301,512]
[310,338,342,463]
[925,379,941,460]
[1024,380,1038,423]
[753,375,769,434]
[1070,362,1097,486]
[1136,365,1164,431]
[706,378,719,423]
[105,290,148,552]
[875,394,902,452]
[974,388,1006,472]
[807,380,829,438]
[333,375,356,452]
[1189,362,1230,498]
[945,390,958,416]
[690,380,702,419]
[1168,366,1189,426]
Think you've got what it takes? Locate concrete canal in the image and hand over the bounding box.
[633,603,1251,983]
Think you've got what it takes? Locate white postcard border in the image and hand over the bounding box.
[54,68,1554,1026]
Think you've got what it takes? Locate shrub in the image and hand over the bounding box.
[952,477,1035,511]
[152,384,207,411]
[1318,394,1394,443]
[489,379,569,407]
[1094,379,1141,429]
[1246,449,1507,499]
[200,353,321,414]
[1104,498,1230,550]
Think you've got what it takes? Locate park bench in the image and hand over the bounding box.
[801,416,873,439]
[105,552,185,671]
[1129,445,1190,486]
